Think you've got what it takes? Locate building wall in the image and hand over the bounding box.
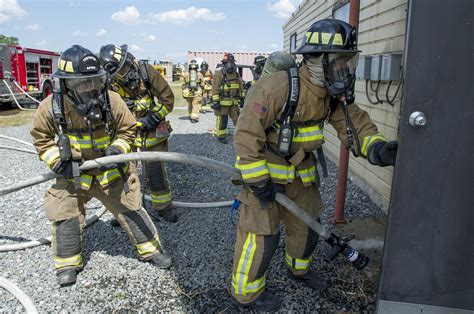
[283,0,408,211]
[187,51,269,82]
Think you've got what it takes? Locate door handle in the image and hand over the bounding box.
[409,111,426,127]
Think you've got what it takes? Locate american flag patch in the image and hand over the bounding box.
[251,102,268,116]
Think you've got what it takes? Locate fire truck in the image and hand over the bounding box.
[0,44,60,105]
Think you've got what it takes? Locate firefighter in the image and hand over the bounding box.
[200,60,213,112]
[211,53,244,144]
[230,19,398,310]
[30,45,172,287]
[244,55,267,90]
[99,44,178,223]
[182,60,204,123]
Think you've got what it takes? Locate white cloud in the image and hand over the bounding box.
[147,7,225,24]
[267,0,302,19]
[0,0,28,24]
[25,24,40,31]
[111,6,140,25]
[96,28,107,37]
[270,43,280,49]
[72,30,88,36]
[130,44,144,52]
[36,40,47,46]
[145,34,156,42]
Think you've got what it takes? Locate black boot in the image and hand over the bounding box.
[218,137,228,144]
[232,291,282,311]
[109,218,120,227]
[149,253,172,269]
[287,269,329,290]
[57,269,77,287]
[157,207,178,223]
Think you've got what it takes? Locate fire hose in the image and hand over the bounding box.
[1,79,36,111]
[0,277,38,313]
[0,151,368,270]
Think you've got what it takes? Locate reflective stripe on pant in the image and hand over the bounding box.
[231,228,279,304]
[141,141,173,211]
[213,105,240,138]
[231,178,323,303]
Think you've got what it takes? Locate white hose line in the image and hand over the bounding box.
[0,207,107,252]
[0,134,35,147]
[12,80,41,104]
[2,79,36,111]
[0,151,331,240]
[0,277,38,314]
[0,145,36,154]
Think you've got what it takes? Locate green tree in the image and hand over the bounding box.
[0,34,19,45]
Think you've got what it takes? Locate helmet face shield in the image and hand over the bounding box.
[323,52,359,96]
[115,60,140,89]
[65,75,106,104]
[223,60,236,73]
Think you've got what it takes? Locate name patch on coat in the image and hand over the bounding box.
[251,103,268,116]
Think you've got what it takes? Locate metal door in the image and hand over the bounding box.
[376,0,474,313]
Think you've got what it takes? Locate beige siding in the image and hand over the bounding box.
[283,0,408,211]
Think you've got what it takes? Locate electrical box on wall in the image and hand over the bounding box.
[381,53,402,81]
[370,55,383,80]
[356,55,372,80]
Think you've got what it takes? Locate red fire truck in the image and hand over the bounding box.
[0,44,60,105]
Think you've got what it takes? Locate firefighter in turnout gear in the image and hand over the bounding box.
[230,19,398,310]
[182,60,204,123]
[30,45,172,287]
[200,60,214,112]
[244,55,267,90]
[99,44,178,223]
[211,53,244,144]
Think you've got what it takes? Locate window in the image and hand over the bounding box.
[290,33,297,53]
[333,1,350,23]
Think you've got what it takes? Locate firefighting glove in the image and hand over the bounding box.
[250,179,282,203]
[52,160,75,180]
[99,145,126,171]
[137,112,161,132]
[239,98,245,108]
[211,102,221,111]
[367,141,398,167]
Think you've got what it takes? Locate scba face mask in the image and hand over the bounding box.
[323,52,359,99]
[65,75,107,121]
[223,61,236,73]
[117,60,141,90]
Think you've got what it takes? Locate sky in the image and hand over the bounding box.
[0,0,303,63]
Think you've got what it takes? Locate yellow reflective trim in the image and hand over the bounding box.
[222,83,241,90]
[233,232,257,295]
[293,125,324,143]
[219,100,239,106]
[150,192,173,204]
[136,236,161,256]
[361,133,387,157]
[297,166,317,183]
[333,33,343,45]
[112,138,131,153]
[58,59,74,73]
[68,134,111,150]
[212,95,220,101]
[40,146,60,168]
[267,162,295,181]
[285,252,311,270]
[54,254,83,269]
[321,32,333,45]
[235,159,269,180]
[235,159,266,170]
[133,136,167,148]
[152,103,170,119]
[96,165,129,186]
[308,32,319,44]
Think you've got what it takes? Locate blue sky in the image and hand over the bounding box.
[0,0,302,62]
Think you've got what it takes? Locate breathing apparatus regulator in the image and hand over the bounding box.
[295,18,362,156]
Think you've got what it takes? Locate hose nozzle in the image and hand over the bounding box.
[324,233,369,270]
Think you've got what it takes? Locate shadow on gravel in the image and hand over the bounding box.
[0,235,33,242]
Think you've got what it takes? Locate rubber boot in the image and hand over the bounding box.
[231,291,282,311]
[287,269,329,290]
[218,137,228,144]
[190,118,199,123]
[57,269,77,287]
[157,207,178,223]
[149,253,172,269]
[109,218,120,227]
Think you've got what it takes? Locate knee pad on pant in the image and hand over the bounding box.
[302,223,320,259]
[146,161,166,191]
[254,233,280,279]
[120,209,157,245]
[54,217,81,257]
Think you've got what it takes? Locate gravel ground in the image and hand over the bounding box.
[0,109,384,312]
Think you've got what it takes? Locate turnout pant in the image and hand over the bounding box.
[214,105,240,139]
[186,94,202,121]
[231,178,323,304]
[136,140,173,212]
[44,170,162,273]
[201,91,213,112]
